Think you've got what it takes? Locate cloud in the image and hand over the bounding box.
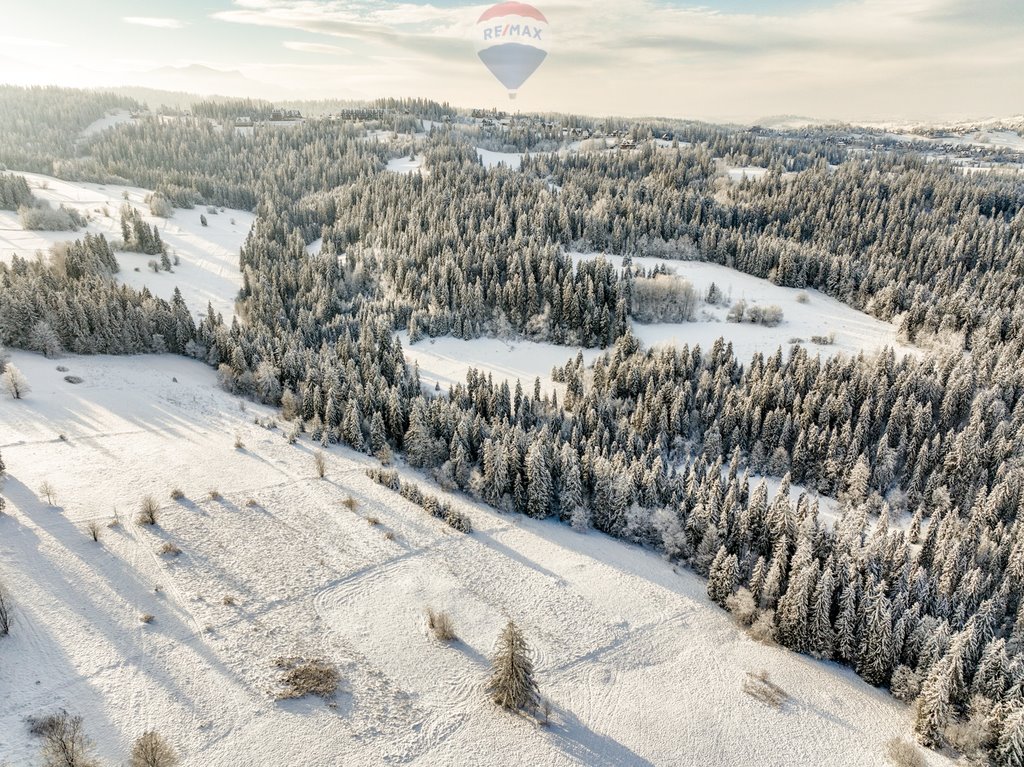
[123,16,188,29]
[209,0,1022,121]
[283,40,352,55]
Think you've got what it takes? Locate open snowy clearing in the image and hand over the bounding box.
[0,351,948,767]
[0,173,254,321]
[476,148,525,170]
[726,166,771,182]
[571,252,916,362]
[399,331,601,398]
[78,110,134,139]
[386,155,424,175]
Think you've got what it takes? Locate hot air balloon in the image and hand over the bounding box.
[475,2,549,99]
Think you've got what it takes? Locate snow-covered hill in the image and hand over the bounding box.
[0,173,253,321]
[0,351,947,766]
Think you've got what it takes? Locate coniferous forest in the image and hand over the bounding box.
[2,85,1024,764]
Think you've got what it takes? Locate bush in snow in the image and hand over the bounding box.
[138,495,159,525]
[146,192,173,218]
[885,738,925,767]
[130,730,178,767]
[725,587,758,626]
[426,607,456,641]
[274,657,339,701]
[313,451,326,479]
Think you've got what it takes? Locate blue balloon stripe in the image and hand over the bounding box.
[477,43,548,91]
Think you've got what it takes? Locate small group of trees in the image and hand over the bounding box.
[29,710,176,767]
[119,205,166,257]
[630,274,698,323]
[19,200,87,232]
[726,299,784,326]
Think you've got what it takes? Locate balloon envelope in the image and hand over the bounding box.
[475,2,549,95]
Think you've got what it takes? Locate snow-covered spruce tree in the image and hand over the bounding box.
[707,546,738,607]
[915,656,953,747]
[525,437,552,519]
[856,581,895,687]
[998,704,1024,767]
[487,621,540,713]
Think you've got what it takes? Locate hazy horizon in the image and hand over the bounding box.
[1,0,1022,125]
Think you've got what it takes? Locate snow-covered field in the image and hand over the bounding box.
[476,148,525,170]
[0,350,947,767]
[725,166,770,182]
[0,173,254,320]
[399,332,601,397]
[386,155,424,175]
[78,110,134,139]
[571,252,916,361]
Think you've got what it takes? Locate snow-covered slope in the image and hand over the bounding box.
[572,252,916,361]
[386,156,424,175]
[78,110,134,139]
[0,173,253,321]
[476,148,525,170]
[0,351,947,766]
[399,332,601,397]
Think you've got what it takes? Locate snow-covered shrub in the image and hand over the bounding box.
[29,321,61,358]
[749,609,776,643]
[884,738,925,767]
[146,192,173,218]
[726,588,758,626]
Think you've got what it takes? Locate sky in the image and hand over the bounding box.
[0,0,1021,123]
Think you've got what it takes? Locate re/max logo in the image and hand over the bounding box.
[482,24,543,41]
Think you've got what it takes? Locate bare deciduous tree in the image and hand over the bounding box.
[0,579,12,636]
[39,481,56,506]
[314,451,326,479]
[1,364,29,399]
[130,730,178,767]
[32,710,99,767]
